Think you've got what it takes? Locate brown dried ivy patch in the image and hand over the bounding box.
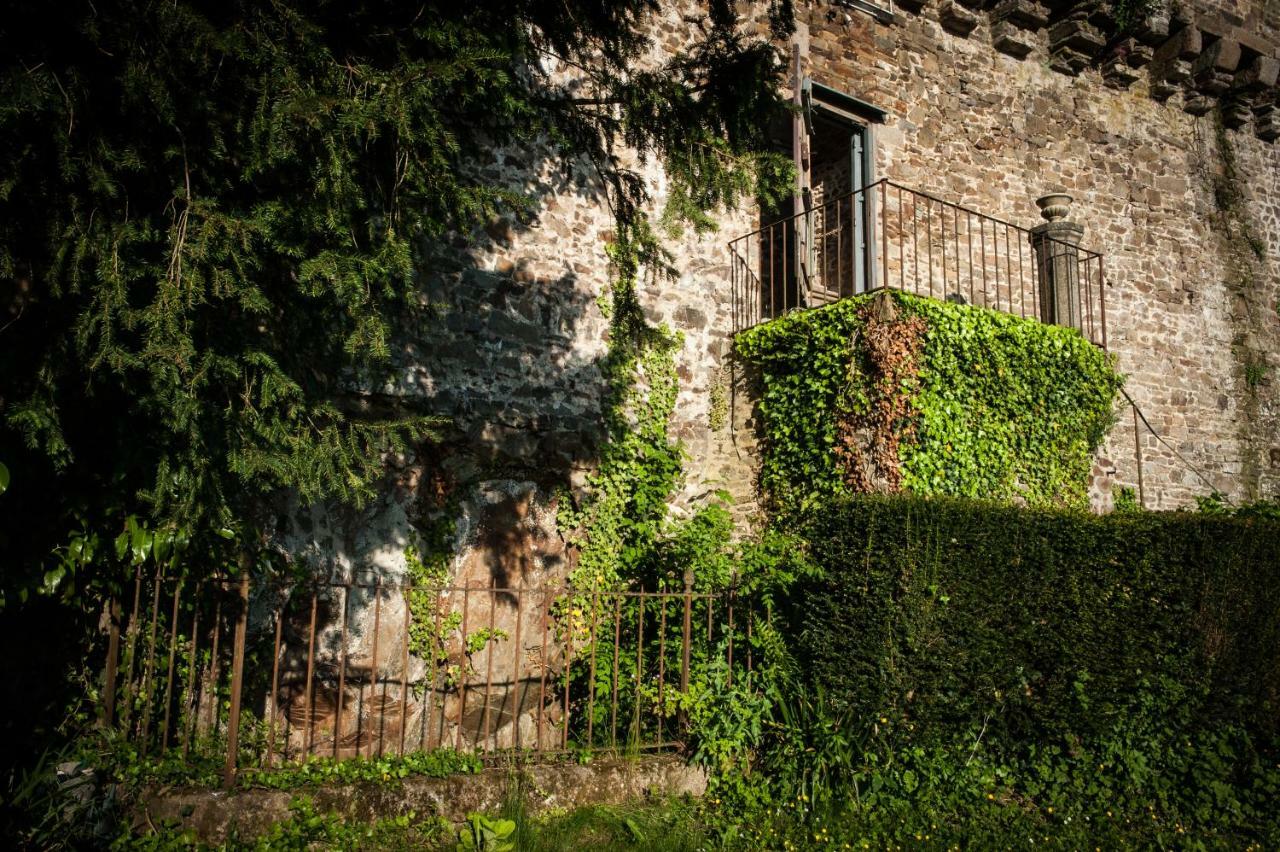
[833,294,927,493]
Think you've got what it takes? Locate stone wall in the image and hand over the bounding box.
[267,0,1279,743]
[139,757,706,844]
[800,0,1279,509]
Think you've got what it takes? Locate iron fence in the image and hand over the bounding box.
[99,571,763,787]
[729,178,1108,348]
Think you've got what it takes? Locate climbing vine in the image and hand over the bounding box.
[1108,0,1159,35]
[833,297,928,493]
[1202,109,1275,497]
[404,506,465,686]
[708,367,730,432]
[557,220,686,593]
[736,291,1124,517]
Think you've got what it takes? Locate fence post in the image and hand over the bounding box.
[101,597,122,728]
[679,569,693,735]
[222,572,250,790]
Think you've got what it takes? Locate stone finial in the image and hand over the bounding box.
[1036,192,1074,222]
[1030,190,1084,332]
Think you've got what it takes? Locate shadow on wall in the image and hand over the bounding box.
[253,144,628,753]
[278,136,617,574]
[397,141,616,497]
[405,264,606,480]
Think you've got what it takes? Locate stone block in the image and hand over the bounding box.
[1048,18,1105,54]
[1132,11,1171,45]
[1152,25,1201,64]
[1191,38,1242,76]
[1102,56,1142,89]
[1124,42,1154,68]
[940,1,981,36]
[1255,104,1280,142]
[1229,29,1276,59]
[989,0,1049,28]
[1182,93,1214,115]
[1221,97,1253,129]
[1233,56,1280,93]
[895,0,928,14]
[991,19,1036,58]
[1149,77,1180,100]
[1157,57,1192,84]
[1049,45,1092,76]
[1193,68,1233,96]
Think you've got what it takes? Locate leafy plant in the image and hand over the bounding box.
[707,368,729,432]
[1112,484,1141,512]
[0,0,796,635]
[1244,357,1269,389]
[456,812,517,852]
[736,291,1123,517]
[1109,0,1159,33]
[764,680,862,812]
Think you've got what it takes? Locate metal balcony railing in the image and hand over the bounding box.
[729,178,1107,349]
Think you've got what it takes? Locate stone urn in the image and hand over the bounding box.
[1036,192,1073,222]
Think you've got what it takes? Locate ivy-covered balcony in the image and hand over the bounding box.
[728,179,1108,349]
[735,289,1122,514]
[728,180,1120,514]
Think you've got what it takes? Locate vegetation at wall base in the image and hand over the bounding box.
[735,291,1123,516]
[764,494,1280,847]
[0,0,797,829]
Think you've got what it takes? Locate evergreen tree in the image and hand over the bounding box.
[0,0,794,601]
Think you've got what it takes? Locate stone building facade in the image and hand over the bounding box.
[323,0,1280,554]
[269,0,1279,753]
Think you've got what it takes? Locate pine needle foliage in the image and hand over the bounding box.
[0,1,793,593]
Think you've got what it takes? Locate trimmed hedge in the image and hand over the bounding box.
[793,496,1280,744]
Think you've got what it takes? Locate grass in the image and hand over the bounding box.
[507,799,712,851]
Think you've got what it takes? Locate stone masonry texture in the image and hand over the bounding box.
[268,0,1279,753]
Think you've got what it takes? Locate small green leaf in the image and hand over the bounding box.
[131,526,152,565]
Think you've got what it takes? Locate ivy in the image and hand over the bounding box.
[1109,0,1159,34]
[735,291,1124,516]
[404,504,461,670]
[556,221,686,593]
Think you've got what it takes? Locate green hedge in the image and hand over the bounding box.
[793,496,1280,745]
[734,292,1123,514]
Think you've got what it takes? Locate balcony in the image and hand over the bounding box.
[728,179,1108,349]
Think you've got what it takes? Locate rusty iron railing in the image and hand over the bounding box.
[99,571,763,787]
[729,178,1107,348]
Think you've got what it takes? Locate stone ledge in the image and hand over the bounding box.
[134,756,707,845]
[940,1,981,36]
[850,1,1280,142]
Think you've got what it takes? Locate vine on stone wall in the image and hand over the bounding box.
[708,366,730,432]
[1202,110,1275,498]
[557,218,686,594]
[1108,0,1160,35]
[833,296,927,494]
[736,291,1123,517]
[404,499,465,686]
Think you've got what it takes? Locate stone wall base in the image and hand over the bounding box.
[134,756,706,844]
